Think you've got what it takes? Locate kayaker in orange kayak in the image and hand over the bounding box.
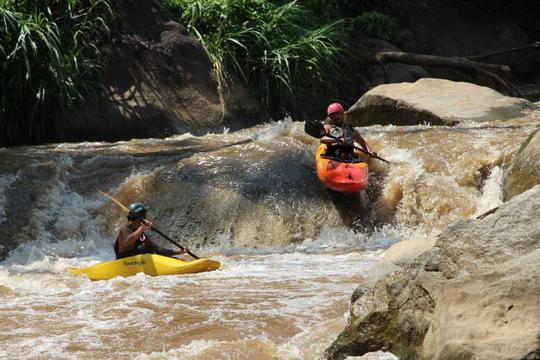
[321,102,377,160]
[114,203,189,259]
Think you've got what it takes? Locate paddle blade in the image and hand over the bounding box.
[97,189,130,213]
[304,120,326,138]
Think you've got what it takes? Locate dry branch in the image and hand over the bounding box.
[374,51,523,97]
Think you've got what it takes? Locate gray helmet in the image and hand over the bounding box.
[127,203,147,220]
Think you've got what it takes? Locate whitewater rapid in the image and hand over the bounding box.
[0,118,534,359]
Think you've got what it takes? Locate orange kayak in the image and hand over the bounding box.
[315,144,369,193]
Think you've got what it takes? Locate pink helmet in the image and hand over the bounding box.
[327,102,345,116]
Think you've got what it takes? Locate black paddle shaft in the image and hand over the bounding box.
[131,211,200,260]
[150,227,200,260]
[304,120,390,164]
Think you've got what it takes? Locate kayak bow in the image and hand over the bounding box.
[315,144,369,193]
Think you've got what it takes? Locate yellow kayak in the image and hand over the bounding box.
[68,254,220,280]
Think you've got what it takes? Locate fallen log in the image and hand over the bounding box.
[374,51,523,97]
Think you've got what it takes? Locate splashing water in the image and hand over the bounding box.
[0,118,536,359]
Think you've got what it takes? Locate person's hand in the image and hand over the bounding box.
[141,220,153,231]
[177,247,189,255]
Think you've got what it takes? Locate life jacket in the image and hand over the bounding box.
[326,124,356,159]
[114,224,156,259]
[329,124,354,146]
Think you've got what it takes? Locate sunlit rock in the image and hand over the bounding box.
[423,250,540,360]
[324,185,540,359]
[347,78,536,126]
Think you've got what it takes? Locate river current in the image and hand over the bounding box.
[0,118,536,359]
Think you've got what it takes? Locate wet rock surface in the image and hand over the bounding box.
[504,128,540,201]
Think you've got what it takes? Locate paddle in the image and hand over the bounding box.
[98,190,200,260]
[304,120,390,164]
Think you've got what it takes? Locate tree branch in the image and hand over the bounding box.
[374,51,510,73]
[467,41,540,61]
[373,51,523,98]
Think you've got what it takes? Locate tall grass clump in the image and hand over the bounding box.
[163,0,350,118]
[0,0,110,145]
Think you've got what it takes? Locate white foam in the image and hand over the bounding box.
[0,239,394,359]
[353,351,400,360]
[250,117,296,141]
[474,165,504,217]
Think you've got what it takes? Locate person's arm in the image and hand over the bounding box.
[152,241,189,257]
[145,232,189,257]
[118,222,151,250]
[320,124,339,144]
[352,128,376,155]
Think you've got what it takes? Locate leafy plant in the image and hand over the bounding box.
[0,0,110,145]
[352,11,398,41]
[163,0,349,118]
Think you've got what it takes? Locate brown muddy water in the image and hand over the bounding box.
[0,117,537,359]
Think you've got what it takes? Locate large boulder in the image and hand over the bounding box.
[423,250,540,360]
[323,184,540,360]
[503,128,540,201]
[346,79,536,126]
[79,0,266,141]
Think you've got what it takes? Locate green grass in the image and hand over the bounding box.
[0,0,110,145]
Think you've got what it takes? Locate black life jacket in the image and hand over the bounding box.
[326,124,355,158]
[329,124,354,146]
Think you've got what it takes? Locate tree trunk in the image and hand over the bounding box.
[373,51,523,98]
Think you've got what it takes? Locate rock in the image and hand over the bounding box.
[503,128,540,201]
[323,268,445,360]
[395,0,537,91]
[324,184,540,360]
[341,38,429,101]
[423,250,540,360]
[79,0,266,142]
[346,78,536,126]
[384,237,436,267]
[397,0,529,57]
[430,185,540,279]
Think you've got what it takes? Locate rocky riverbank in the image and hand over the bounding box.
[323,84,540,360]
[50,0,540,143]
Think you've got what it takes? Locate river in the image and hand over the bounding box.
[0,118,536,359]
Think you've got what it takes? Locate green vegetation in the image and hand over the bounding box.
[0,0,110,145]
[163,0,350,118]
[0,0,407,143]
[162,0,404,118]
[352,11,398,41]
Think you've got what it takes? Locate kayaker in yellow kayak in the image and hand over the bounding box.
[321,102,377,161]
[114,203,189,259]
